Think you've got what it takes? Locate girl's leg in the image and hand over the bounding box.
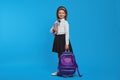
[57,53,61,64]
[51,53,61,76]
[58,53,61,59]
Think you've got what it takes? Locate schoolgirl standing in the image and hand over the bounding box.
[50,6,73,76]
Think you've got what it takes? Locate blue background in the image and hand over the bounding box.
[0,0,120,80]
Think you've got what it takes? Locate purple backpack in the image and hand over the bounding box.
[58,51,82,77]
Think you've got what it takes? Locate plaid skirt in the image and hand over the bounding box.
[52,34,73,55]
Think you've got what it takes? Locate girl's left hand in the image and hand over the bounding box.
[53,27,58,32]
[65,45,69,50]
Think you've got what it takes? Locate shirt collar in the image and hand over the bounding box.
[59,18,65,22]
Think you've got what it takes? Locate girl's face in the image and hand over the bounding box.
[58,10,66,19]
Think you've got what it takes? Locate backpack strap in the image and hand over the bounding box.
[76,63,83,77]
[76,67,82,77]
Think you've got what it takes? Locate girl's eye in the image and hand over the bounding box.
[59,12,64,14]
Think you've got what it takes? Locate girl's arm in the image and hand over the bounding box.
[65,21,69,46]
[50,27,54,33]
[50,21,57,34]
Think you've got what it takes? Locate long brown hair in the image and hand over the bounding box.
[56,6,68,20]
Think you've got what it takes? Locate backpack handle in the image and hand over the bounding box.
[65,49,70,52]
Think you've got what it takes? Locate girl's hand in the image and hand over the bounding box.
[65,45,69,50]
[53,27,58,32]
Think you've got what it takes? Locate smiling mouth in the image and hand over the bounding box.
[60,16,64,17]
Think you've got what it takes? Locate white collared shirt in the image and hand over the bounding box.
[50,19,69,45]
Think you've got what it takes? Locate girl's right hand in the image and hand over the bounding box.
[65,45,69,50]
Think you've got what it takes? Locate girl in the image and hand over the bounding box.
[50,6,73,76]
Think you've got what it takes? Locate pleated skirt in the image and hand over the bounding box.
[52,34,73,56]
